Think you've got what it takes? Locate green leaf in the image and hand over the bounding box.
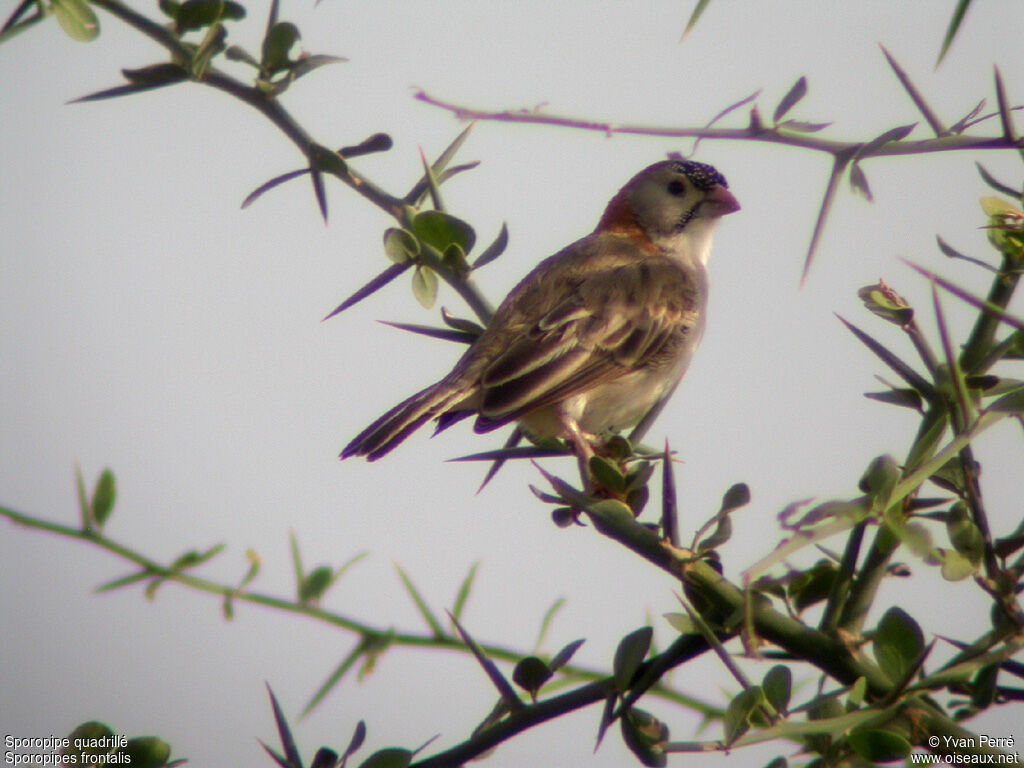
[535,597,565,651]
[356,748,412,768]
[383,227,419,264]
[858,454,899,500]
[191,21,226,76]
[989,386,1024,413]
[937,0,973,66]
[721,482,751,512]
[773,76,807,123]
[587,498,636,525]
[589,456,626,494]
[411,266,438,309]
[122,63,189,86]
[613,626,653,692]
[262,21,300,73]
[442,242,470,276]
[52,0,99,42]
[299,566,333,603]
[846,729,912,762]
[931,456,966,495]
[789,560,838,613]
[452,561,478,622]
[946,501,984,564]
[847,676,868,709]
[512,656,552,699]
[66,722,115,760]
[940,548,979,581]
[175,0,245,33]
[116,737,172,768]
[302,635,383,717]
[899,521,941,564]
[857,282,913,326]
[873,607,924,684]
[158,0,181,19]
[311,748,338,768]
[289,531,304,591]
[225,44,259,67]
[680,0,711,40]
[723,687,766,745]
[411,210,476,254]
[620,707,668,767]
[89,469,116,527]
[980,195,1024,220]
[417,148,445,210]
[663,612,697,634]
[407,124,475,207]
[75,464,90,530]
[762,665,791,713]
[94,571,152,594]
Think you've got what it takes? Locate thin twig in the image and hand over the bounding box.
[415,90,1024,158]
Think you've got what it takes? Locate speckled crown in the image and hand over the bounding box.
[672,160,728,191]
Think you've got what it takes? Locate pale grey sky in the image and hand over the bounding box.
[2,2,1023,766]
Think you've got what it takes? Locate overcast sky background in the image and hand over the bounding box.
[3,2,1024,766]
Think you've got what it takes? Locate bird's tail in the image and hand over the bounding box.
[341,380,467,461]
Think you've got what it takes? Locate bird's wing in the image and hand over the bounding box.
[473,253,702,429]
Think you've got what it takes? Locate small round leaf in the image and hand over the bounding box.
[512,656,552,698]
[53,0,99,42]
[411,266,438,309]
[116,737,172,768]
[383,228,419,264]
[762,665,791,713]
[411,210,476,254]
[613,626,653,692]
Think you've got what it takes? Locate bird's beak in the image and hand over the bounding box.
[701,185,740,218]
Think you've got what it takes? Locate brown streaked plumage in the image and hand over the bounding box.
[341,160,739,463]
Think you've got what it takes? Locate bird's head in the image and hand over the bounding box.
[597,160,739,264]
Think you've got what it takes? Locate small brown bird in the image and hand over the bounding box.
[341,159,739,465]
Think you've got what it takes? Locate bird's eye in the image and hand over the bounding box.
[667,180,687,196]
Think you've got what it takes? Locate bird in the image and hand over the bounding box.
[341,159,739,472]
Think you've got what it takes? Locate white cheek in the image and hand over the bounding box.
[660,218,720,266]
